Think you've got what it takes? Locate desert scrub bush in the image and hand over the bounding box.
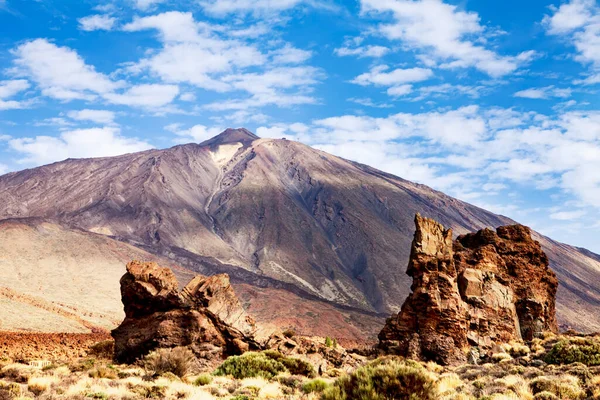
[88,340,115,360]
[529,375,585,399]
[302,378,329,393]
[215,351,314,380]
[143,347,197,378]
[491,353,513,363]
[545,337,600,366]
[261,350,315,377]
[27,376,58,396]
[193,373,213,386]
[321,357,437,400]
[0,364,34,383]
[88,365,118,379]
[215,352,285,380]
[533,392,558,400]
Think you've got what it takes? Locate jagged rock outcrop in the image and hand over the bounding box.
[112,261,260,366]
[379,214,558,365]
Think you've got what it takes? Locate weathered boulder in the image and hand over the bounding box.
[112,261,260,367]
[379,214,558,365]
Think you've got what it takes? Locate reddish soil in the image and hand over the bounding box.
[0,332,111,362]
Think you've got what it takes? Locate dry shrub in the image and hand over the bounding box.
[27,376,58,395]
[529,375,586,400]
[143,347,197,378]
[89,340,115,360]
[89,365,118,379]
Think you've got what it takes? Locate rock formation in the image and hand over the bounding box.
[379,214,558,365]
[112,261,259,366]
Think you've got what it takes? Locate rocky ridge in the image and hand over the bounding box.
[379,214,558,365]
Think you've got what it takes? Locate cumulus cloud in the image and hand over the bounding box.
[134,0,166,11]
[544,0,600,79]
[67,109,116,124]
[78,14,116,31]
[165,123,223,143]
[0,79,31,110]
[11,39,180,110]
[12,39,122,101]
[360,0,534,77]
[514,86,573,99]
[103,84,179,108]
[335,45,390,58]
[9,127,153,165]
[257,107,600,210]
[123,12,321,110]
[350,65,432,96]
[199,0,331,16]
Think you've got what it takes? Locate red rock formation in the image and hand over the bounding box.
[112,261,259,366]
[379,214,558,365]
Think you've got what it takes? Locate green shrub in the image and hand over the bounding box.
[214,352,286,380]
[321,357,437,400]
[302,378,329,393]
[193,373,213,386]
[262,350,315,377]
[143,347,196,378]
[215,351,314,380]
[545,337,600,366]
[325,337,333,347]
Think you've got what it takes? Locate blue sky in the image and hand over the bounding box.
[1,0,600,252]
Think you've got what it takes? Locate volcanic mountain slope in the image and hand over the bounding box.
[0,128,599,336]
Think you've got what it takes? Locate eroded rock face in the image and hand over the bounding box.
[379,214,558,365]
[112,261,259,366]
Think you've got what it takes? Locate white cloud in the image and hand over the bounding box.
[122,12,320,110]
[9,127,153,165]
[12,39,123,101]
[550,210,587,220]
[544,0,595,34]
[270,45,313,64]
[67,109,116,124]
[78,14,116,31]
[200,0,302,16]
[211,110,270,124]
[387,84,413,97]
[544,0,600,72]
[360,0,532,77]
[179,92,196,102]
[514,86,573,99]
[134,0,166,11]
[166,124,223,143]
[352,65,433,86]
[0,79,29,98]
[335,45,390,58]
[256,107,600,211]
[347,97,392,108]
[0,79,31,110]
[0,164,9,175]
[103,84,179,108]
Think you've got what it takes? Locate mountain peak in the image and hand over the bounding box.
[200,128,259,147]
